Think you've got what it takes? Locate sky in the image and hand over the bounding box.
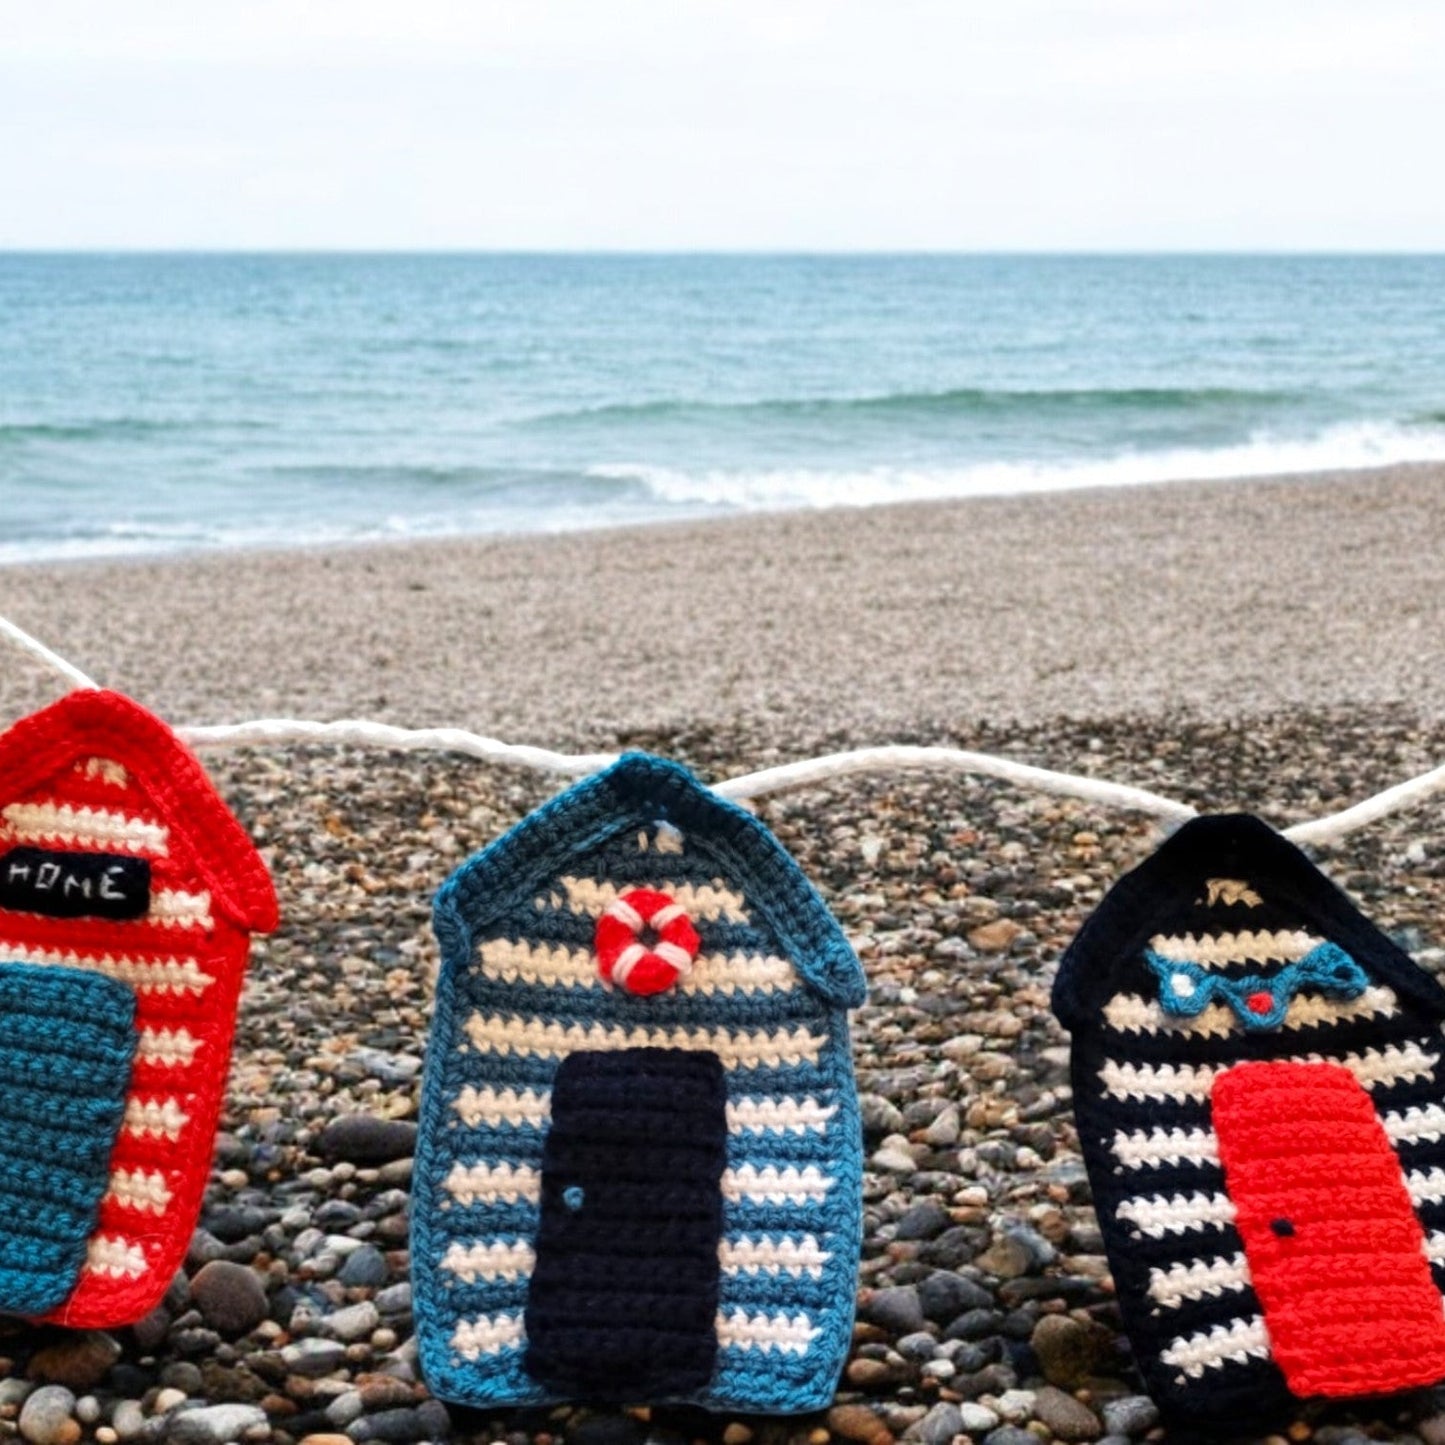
[2,0,1443,251]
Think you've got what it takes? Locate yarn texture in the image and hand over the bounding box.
[414,753,866,1412]
[0,689,278,1327]
[1053,814,1445,1425]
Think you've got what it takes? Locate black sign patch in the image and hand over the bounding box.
[0,847,151,920]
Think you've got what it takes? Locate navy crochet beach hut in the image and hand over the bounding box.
[1053,814,1445,1425]
[413,754,866,1413]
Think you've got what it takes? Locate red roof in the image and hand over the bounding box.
[0,689,278,933]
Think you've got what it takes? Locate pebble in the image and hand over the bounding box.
[190,1261,270,1337]
[165,1403,269,1443]
[316,1115,417,1165]
[826,1404,893,1445]
[111,1402,146,1442]
[917,1270,993,1323]
[19,1386,79,1445]
[281,1338,348,1377]
[321,1302,381,1342]
[859,1285,927,1335]
[1099,1396,1160,1436]
[1033,1385,1102,1441]
[337,1246,389,1289]
[903,1402,960,1445]
[957,1403,1000,1433]
[893,1201,951,1242]
[27,1333,122,1392]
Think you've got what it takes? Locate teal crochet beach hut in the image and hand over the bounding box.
[412,754,866,1413]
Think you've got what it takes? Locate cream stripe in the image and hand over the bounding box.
[726,1096,836,1135]
[0,941,214,995]
[715,1309,819,1355]
[80,757,128,787]
[1103,984,1398,1039]
[2,801,169,855]
[453,1086,551,1129]
[123,1097,190,1141]
[441,1240,536,1282]
[1112,1125,1219,1171]
[476,938,795,995]
[87,1235,147,1279]
[1101,1042,1439,1103]
[1386,1103,1445,1145]
[105,1168,173,1214]
[1116,1190,1236,1238]
[444,1162,541,1206]
[136,1028,202,1068]
[1161,1316,1271,1377]
[453,1314,525,1359]
[147,890,214,930]
[720,1235,829,1278]
[1425,1232,1445,1264]
[552,877,749,924]
[1148,1253,1251,1309]
[1408,1168,1445,1207]
[723,1165,832,1205]
[1148,929,1319,968]
[464,1013,825,1070]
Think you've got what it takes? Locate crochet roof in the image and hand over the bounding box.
[1052,812,1445,1030]
[0,688,278,934]
[433,751,866,1009]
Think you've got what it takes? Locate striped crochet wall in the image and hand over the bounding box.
[413,754,865,1412]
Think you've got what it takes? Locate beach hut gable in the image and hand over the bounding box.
[0,689,277,1328]
[415,753,866,1412]
[1052,814,1445,1423]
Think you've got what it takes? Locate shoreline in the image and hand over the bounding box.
[4,461,1445,741]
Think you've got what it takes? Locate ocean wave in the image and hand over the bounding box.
[0,418,181,444]
[590,421,1445,512]
[523,384,1301,430]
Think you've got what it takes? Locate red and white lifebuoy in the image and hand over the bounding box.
[594,887,700,996]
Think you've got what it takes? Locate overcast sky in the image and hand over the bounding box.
[3,0,1442,250]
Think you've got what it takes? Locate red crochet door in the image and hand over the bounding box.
[1212,1059,1445,1398]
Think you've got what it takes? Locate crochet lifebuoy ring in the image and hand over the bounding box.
[594,887,700,996]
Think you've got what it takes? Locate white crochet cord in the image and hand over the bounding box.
[4,613,1443,845]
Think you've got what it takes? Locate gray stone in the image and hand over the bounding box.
[895,1331,941,1362]
[957,1404,999,1434]
[316,1115,417,1165]
[111,1401,147,1442]
[982,1431,1038,1445]
[903,1403,960,1445]
[918,1269,992,1323]
[374,1281,412,1315]
[1032,1385,1101,1442]
[166,1403,269,1444]
[190,1261,269,1337]
[894,1201,952,1242]
[1099,1397,1160,1437]
[338,1245,389,1288]
[280,1336,348,1376]
[18,1386,77,1445]
[326,1392,366,1427]
[858,1284,926,1334]
[322,1301,380,1342]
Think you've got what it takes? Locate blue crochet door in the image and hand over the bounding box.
[0,962,137,1317]
[524,1048,729,1401]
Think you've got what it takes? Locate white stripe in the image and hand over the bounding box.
[1101,1042,1439,1103]
[136,1028,201,1068]
[1112,1126,1219,1171]
[553,877,750,924]
[452,1314,525,1359]
[441,1240,536,1283]
[123,1097,190,1140]
[476,938,795,995]
[147,890,214,930]
[720,1235,829,1278]
[80,757,128,787]
[726,1096,836,1135]
[1425,1232,1445,1264]
[105,1168,173,1214]
[605,897,645,931]
[1149,929,1319,968]
[1409,1168,1445,1207]
[2,801,169,855]
[1161,1316,1271,1377]
[651,902,688,930]
[1386,1103,1445,1145]
[653,940,694,971]
[444,1162,541,1206]
[1148,1253,1251,1309]
[0,941,214,995]
[723,1165,832,1205]
[609,942,647,988]
[87,1235,147,1279]
[464,1013,825,1070]
[453,1086,552,1129]
[1116,1190,1237,1238]
[715,1309,819,1355]
[1103,984,1398,1039]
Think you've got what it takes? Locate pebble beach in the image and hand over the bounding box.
[4,468,1445,1445]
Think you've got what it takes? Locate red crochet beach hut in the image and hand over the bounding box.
[0,689,277,1327]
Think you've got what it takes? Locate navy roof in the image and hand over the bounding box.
[434,752,867,1009]
[1052,812,1445,1031]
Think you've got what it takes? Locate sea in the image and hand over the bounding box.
[3,252,1445,564]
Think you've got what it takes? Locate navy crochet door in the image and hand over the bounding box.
[524,1048,728,1401]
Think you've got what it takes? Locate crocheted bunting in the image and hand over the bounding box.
[1053,814,1445,1425]
[0,690,278,1327]
[414,753,867,1413]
